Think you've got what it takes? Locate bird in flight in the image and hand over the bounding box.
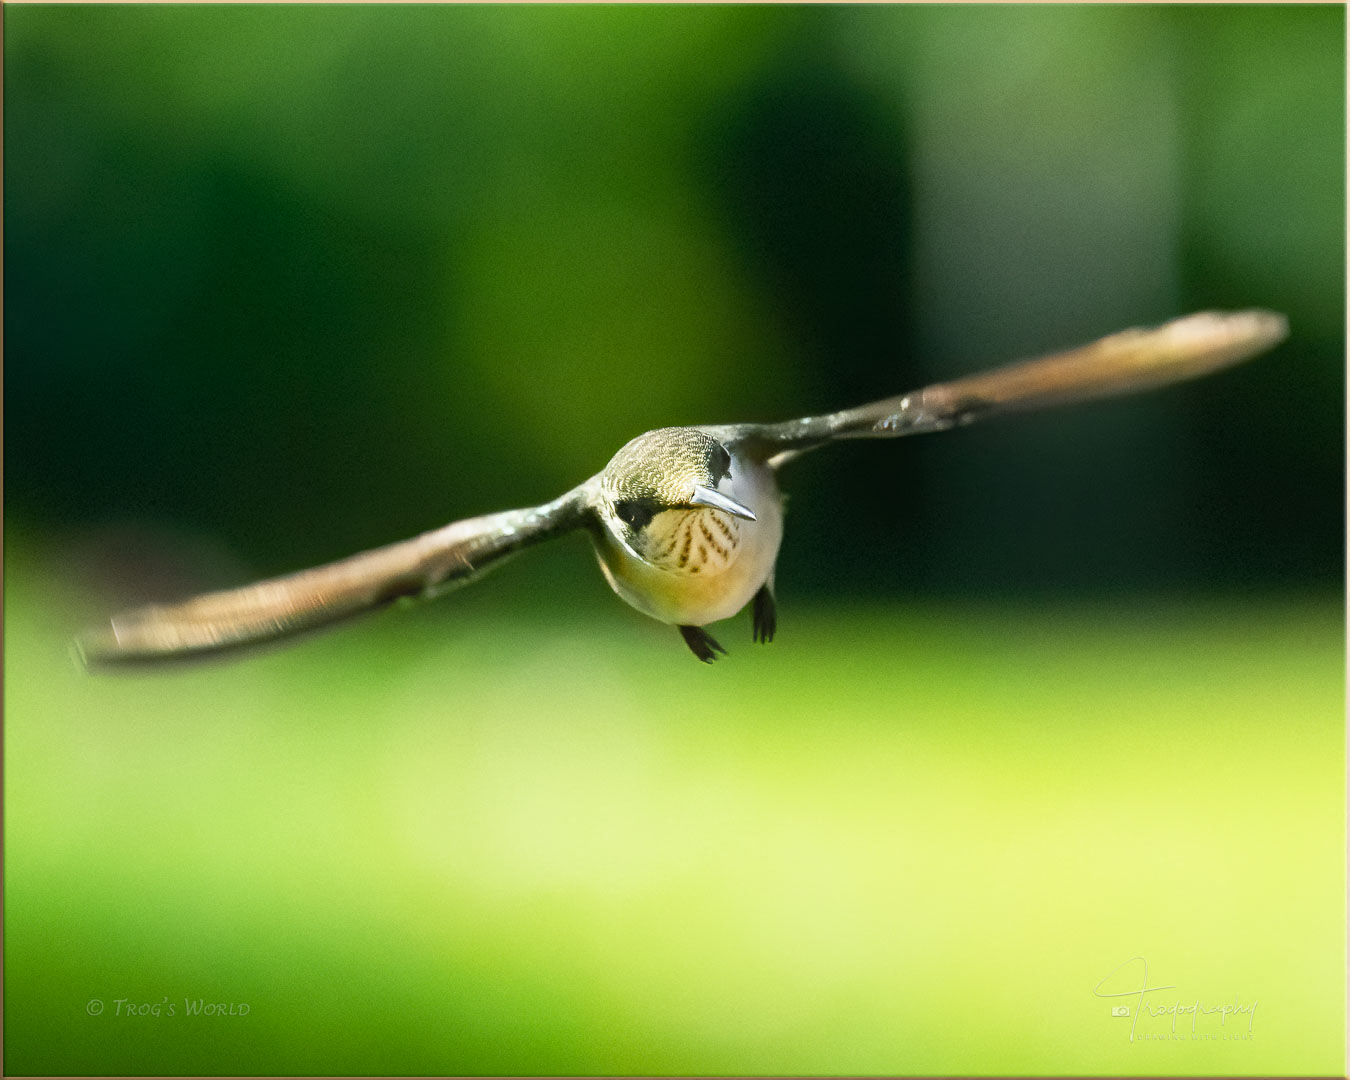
[77,310,1287,666]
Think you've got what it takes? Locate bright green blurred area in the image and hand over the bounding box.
[5,540,1344,1075]
[5,4,1345,1076]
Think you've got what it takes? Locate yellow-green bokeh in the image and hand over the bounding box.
[5,536,1343,1075]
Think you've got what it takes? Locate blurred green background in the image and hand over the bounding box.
[4,4,1344,1076]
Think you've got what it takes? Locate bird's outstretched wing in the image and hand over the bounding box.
[722,310,1289,467]
[76,481,597,666]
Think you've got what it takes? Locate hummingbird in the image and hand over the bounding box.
[76,309,1287,666]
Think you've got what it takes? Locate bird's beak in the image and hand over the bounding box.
[689,486,756,521]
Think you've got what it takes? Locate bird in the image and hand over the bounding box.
[75,309,1288,667]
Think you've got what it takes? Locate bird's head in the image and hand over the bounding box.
[598,427,755,572]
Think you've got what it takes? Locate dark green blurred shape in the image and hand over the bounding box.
[4,4,1342,594]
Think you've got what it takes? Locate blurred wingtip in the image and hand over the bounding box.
[69,632,95,673]
[1251,308,1290,345]
[1222,307,1289,349]
[70,624,116,672]
[1140,308,1290,383]
[1171,307,1289,356]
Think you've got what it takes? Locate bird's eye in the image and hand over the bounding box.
[616,498,659,531]
[708,444,732,485]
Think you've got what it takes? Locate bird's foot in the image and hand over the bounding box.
[752,584,777,644]
[679,624,727,663]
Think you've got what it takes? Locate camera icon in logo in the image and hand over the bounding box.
[1110,1005,1130,1017]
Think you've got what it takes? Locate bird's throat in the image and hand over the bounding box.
[638,508,742,576]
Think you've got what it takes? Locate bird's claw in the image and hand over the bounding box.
[752,585,777,644]
[679,624,727,663]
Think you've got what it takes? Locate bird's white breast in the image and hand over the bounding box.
[594,454,782,626]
